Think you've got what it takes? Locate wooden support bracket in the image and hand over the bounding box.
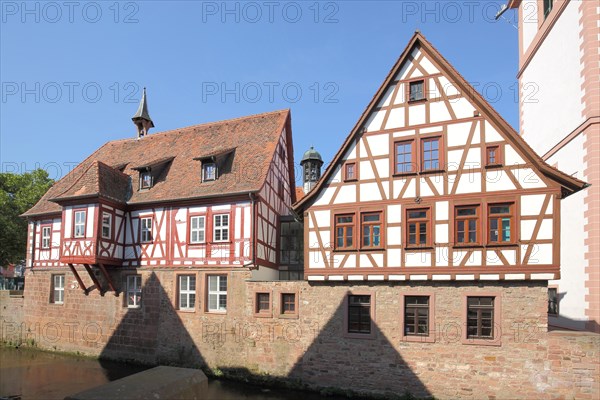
[83,264,105,296]
[68,263,89,295]
[98,263,119,296]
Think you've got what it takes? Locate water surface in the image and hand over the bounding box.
[0,347,349,400]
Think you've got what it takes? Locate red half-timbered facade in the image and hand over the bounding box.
[23,109,296,294]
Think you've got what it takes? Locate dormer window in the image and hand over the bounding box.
[202,162,217,182]
[140,171,153,189]
[409,80,425,102]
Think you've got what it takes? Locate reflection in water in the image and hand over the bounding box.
[0,347,349,400]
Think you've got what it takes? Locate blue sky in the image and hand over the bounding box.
[0,1,519,184]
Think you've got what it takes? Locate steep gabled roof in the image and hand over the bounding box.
[294,31,587,211]
[24,109,291,217]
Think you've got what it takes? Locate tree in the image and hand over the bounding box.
[0,169,54,265]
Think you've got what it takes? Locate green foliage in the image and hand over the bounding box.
[0,169,53,265]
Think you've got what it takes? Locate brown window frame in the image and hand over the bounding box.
[486,145,503,167]
[346,294,372,336]
[420,136,443,172]
[488,203,515,245]
[406,207,431,248]
[334,214,355,251]
[394,139,416,175]
[360,211,383,249]
[344,162,357,181]
[254,291,272,317]
[466,296,495,340]
[400,292,435,343]
[407,79,426,103]
[281,293,296,315]
[454,205,481,246]
[404,296,430,336]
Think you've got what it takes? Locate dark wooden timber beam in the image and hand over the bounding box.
[68,263,89,295]
[83,264,105,296]
[97,263,119,296]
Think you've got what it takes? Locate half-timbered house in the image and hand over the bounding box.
[22,101,297,309]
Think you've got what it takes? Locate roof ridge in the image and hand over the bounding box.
[106,108,291,145]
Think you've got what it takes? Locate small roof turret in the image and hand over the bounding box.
[300,146,323,164]
[132,88,155,138]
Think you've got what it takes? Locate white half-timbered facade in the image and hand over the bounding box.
[295,32,586,283]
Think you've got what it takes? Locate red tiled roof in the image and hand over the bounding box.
[24,109,290,217]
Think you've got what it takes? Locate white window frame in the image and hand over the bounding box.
[202,162,217,182]
[207,275,227,312]
[178,275,196,311]
[53,275,65,304]
[140,217,153,243]
[102,212,112,239]
[126,275,142,308]
[74,210,86,238]
[213,214,229,242]
[190,215,206,244]
[42,226,51,249]
[140,171,153,189]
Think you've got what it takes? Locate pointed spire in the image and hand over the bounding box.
[132,87,154,138]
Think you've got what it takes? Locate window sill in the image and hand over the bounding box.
[127,305,142,310]
[278,312,299,320]
[210,241,232,245]
[177,308,196,313]
[332,248,356,253]
[486,243,518,248]
[188,242,207,246]
[485,164,503,169]
[393,172,418,178]
[401,334,435,343]
[453,244,484,249]
[404,246,434,251]
[205,310,227,315]
[343,178,358,183]
[344,331,376,340]
[419,169,446,176]
[254,311,273,319]
[408,98,427,104]
[359,247,385,252]
[462,337,501,347]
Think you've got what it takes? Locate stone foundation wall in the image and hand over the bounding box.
[1,267,598,399]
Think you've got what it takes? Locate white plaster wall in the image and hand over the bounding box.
[521,1,584,155]
[548,134,588,325]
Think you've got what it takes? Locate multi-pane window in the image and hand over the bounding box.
[361,212,382,248]
[395,140,414,174]
[203,162,217,181]
[178,275,196,310]
[409,80,425,101]
[102,212,112,239]
[280,219,303,266]
[207,275,227,312]
[347,295,371,334]
[345,162,356,181]
[256,292,270,314]
[52,275,65,304]
[335,214,354,250]
[488,203,513,243]
[421,137,440,171]
[213,214,229,242]
[140,217,153,243]
[140,172,153,189]
[467,297,494,339]
[189,216,206,244]
[74,210,86,238]
[455,206,479,245]
[548,288,559,316]
[407,208,430,247]
[404,296,429,336]
[486,145,501,166]
[281,293,296,315]
[42,226,51,249]
[126,275,142,308]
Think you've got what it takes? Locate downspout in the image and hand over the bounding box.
[243,192,258,270]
